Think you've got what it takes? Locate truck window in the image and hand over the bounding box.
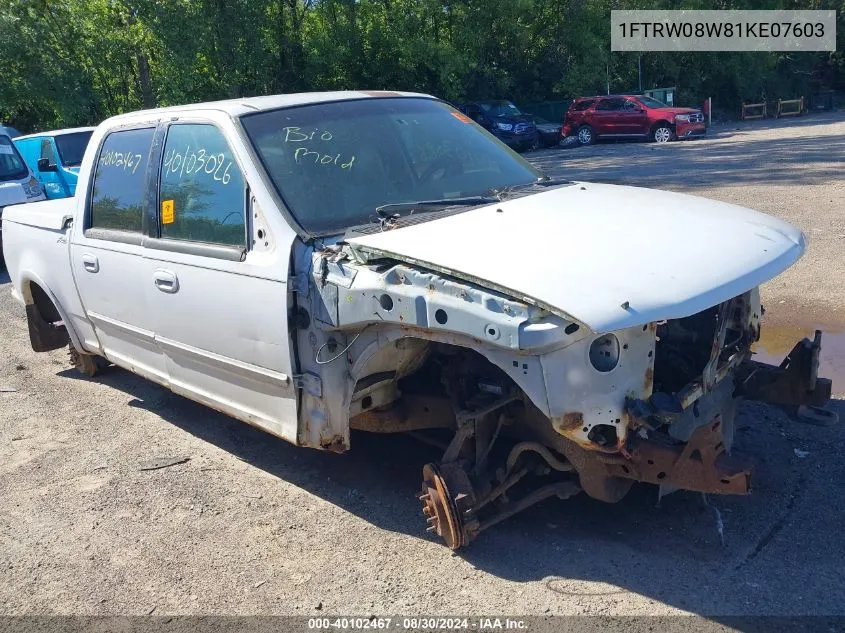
[158,123,246,247]
[596,98,624,111]
[55,131,94,167]
[0,135,29,182]
[90,128,155,232]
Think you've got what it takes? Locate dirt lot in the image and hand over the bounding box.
[1,112,844,619]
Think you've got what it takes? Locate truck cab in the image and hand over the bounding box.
[14,127,95,199]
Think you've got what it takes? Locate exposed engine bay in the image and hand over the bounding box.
[294,247,833,549]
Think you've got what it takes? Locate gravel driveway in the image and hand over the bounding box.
[1,112,843,619]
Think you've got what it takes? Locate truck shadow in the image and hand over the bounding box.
[59,364,845,616]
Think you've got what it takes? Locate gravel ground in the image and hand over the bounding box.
[1,113,843,619]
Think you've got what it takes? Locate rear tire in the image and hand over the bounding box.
[577,125,595,145]
[69,344,109,378]
[652,124,674,143]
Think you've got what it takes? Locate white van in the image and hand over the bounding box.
[1,132,45,264]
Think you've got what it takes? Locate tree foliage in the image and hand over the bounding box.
[1,0,842,131]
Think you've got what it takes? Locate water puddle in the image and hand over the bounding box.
[752,319,845,391]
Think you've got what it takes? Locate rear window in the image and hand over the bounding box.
[0,135,29,181]
[571,100,594,111]
[90,127,154,232]
[55,131,94,167]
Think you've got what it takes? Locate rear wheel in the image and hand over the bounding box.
[652,124,674,143]
[577,125,595,145]
[69,344,109,378]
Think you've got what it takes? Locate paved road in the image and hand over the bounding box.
[1,113,843,618]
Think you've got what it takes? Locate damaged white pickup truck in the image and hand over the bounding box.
[2,91,833,548]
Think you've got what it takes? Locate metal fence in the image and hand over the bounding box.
[808,90,845,112]
[520,99,572,124]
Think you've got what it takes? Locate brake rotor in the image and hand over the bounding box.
[420,462,478,550]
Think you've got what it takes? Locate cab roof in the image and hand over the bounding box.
[101,90,434,126]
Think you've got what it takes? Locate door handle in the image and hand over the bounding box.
[81,254,99,273]
[152,269,179,293]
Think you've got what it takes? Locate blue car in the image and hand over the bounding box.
[458,100,539,152]
[14,127,95,199]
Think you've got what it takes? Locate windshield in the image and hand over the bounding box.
[241,97,541,235]
[55,130,94,167]
[0,135,28,181]
[638,96,670,109]
[479,101,522,117]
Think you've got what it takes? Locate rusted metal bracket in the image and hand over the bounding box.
[737,330,832,410]
[441,393,519,464]
[603,415,752,495]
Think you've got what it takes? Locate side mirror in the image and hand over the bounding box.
[37,158,57,172]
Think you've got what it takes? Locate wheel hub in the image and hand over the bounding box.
[420,463,478,550]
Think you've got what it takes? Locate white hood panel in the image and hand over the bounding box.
[348,183,805,333]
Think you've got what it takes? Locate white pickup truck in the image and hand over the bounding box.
[2,91,833,548]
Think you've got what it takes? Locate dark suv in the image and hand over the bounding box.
[563,95,705,145]
[460,100,538,152]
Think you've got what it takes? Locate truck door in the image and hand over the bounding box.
[69,125,169,384]
[142,119,299,443]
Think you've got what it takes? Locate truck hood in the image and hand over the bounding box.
[346,183,805,333]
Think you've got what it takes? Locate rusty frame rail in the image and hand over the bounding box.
[602,415,752,495]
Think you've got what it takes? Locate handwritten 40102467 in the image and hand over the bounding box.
[163,146,236,185]
[283,126,356,170]
[99,150,144,175]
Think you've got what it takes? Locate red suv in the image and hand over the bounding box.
[562,95,705,145]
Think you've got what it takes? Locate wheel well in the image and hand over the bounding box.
[28,282,62,323]
[652,120,674,132]
[349,339,522,433]
[23,280,70,352]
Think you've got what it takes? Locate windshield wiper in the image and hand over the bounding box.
[374,196,498,219]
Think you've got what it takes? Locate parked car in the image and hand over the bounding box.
[2,91,832,550]
[15,127,95,199]
[0,182,29,265]
[0,132,46,263]
[1,125,21,139]
[459,100,538,151]
[532,117,562,148]
[563,95,705,145]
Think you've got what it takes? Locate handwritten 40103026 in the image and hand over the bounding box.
[284,126,356,170]
[163,146,236,185]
